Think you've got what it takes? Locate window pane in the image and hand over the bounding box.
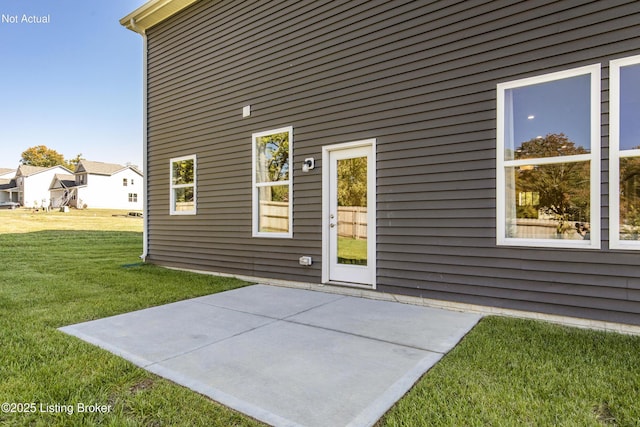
[619,157,640,240]
[505,162,590,240]
[620,64,640,151]
[337,157,367,266]
[173,187,194,212]
[255,132,289,183]
[257,185,289,233]
[172,159,194,185]
[504,74,591,160]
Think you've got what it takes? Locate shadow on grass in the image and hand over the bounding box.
[0,230,261,427]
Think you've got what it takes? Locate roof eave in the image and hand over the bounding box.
[120,0,199,34]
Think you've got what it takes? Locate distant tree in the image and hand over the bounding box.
[64,153,84,172]
[338,157,367,207]
[20,145,65,168]
[515,133,590,233]
[619,154,640,238]
[255,132,290,203]
[256,132,289,182]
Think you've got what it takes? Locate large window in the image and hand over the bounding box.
[497,65,601,248]
[610,55,640,249]
[170,155,196,215]
[252,126,292,238]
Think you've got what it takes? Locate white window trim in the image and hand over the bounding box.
[496,64,601,249]
[169,154,197,216]
[252,126,293,238]
[609,55,640,249]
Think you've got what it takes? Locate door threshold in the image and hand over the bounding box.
[324,281,374,290]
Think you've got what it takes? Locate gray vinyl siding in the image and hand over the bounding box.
[145,0,640,324]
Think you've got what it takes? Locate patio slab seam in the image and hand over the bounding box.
[188,294,455,354]
[144,314,447,371]
[280,318,450,355]
[146,317,283,366]
[190,292,349,321]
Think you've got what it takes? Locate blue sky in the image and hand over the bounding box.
[0,0,147,170]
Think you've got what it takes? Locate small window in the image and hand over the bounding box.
[496,65,601,248]
[610,55,640,249]
[131,178,135,186]
[128,193,138,203]
[170,155,196,215]
[123,178,128,187]
[252,127,292,237]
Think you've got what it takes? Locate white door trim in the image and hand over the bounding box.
[322,139,376,288]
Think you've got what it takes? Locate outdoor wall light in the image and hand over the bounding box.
[302,158,315,172]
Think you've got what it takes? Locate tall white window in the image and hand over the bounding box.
[497,65,601,248]
[252,126,293,238]
[170,154,196,215]
[610,55,640,249]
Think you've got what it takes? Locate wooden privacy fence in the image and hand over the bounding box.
[260,201,289,232]
[338,206,367,240]
[509,218,586,240]
[259,202,367,238]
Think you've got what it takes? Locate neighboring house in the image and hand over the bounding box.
[0,179,18,203]
[49,174,78,208]
[0,168,15,180]
[0,168,17,202]
[121,1,640,328]
[49,160,144,210]
[13,165,73,208]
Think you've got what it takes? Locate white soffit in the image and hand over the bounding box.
[120,0,199,34]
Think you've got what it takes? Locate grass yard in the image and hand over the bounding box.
[0,208,144,234]
[337,237,368,265]
[1,209,640,426]
[380,317,640,426]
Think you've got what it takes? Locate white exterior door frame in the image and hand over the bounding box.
[322,139,376,288]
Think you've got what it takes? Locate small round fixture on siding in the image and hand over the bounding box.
[302,158,315,172]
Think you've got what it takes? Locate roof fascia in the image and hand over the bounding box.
[120,0,199,34]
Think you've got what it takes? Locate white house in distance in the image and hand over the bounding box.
[49,160,143,210]
[0,168,15,179]
[8,165,74,208]
[0,168,17,202]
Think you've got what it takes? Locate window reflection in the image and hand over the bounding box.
[506,159,590,240]
[619,157,640,240]
[504,74,591,160]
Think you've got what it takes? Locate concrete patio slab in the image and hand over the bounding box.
[190,284,345,319]
[288,296,482,353]
[59,299,274,367]
[60,284,481,427]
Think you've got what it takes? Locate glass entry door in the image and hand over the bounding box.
[325,142,375,287]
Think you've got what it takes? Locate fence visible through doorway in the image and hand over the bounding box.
[259,202,367,239]
[337,206,367,240]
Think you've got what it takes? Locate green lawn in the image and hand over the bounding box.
[2,210,640,426]
[338,237,368,265]
[380,317,640,426]
[0,210,261,426]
